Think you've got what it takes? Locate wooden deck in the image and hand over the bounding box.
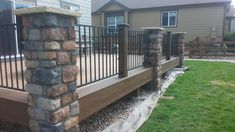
[0,57,180,127]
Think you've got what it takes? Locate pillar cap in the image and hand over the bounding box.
[14,6,81,17]
[141,27,165,31]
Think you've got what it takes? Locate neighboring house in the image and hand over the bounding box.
[225,5,235,33]
[92,0,231,42]
[0,0,91,25]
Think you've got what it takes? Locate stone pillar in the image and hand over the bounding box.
[142,27,165,90]
[14,7,80,131]
[174,32,186,68]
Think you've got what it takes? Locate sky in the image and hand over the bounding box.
[233,0,235,5]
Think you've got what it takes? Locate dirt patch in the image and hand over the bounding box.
[160,96,175,100]
[211,80,235,88]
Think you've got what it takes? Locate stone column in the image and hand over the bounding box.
[174,32,186,68]
[14,7,80,131]
[142,27,165,90]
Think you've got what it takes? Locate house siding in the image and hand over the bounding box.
[16,0,91,25]
[92,3,225,42]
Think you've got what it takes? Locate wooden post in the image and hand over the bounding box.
[118,24,129,78]
[166,31,172,60]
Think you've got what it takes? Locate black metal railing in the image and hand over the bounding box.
[0,24,25,91]
[75,25,119,87]
[128,29,145,70]
[162,32,179,60]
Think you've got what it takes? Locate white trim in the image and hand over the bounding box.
[161,11,177,28]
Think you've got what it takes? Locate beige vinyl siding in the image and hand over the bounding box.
[92,14,102,26]
[129,5,225,41]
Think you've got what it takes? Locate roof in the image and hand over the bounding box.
[92,0,231,12]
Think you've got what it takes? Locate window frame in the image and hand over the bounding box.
[161,10,177,28]
[106,15,124,28]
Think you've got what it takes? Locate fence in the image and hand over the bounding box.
[0,24,25,91]
[0,23,181,91]
[188,41,235,58]
[162,32,179,60]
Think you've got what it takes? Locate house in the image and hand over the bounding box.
[0,0,91,55]
[225,5,235,33]
[92,0,231,42]
[0,0,91,25]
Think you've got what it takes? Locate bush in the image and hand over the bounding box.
[224,32,235,41]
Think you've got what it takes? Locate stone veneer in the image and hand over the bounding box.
[15,7,80,132]
[142,27,164,90]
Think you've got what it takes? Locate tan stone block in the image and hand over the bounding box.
[64,116,79,131]
[62,41,77,51]
[57,52,70,65]
[47,84,68,98]
[50,106,70,123]
[45,41,61,50]
[63,66,78,82]
[61,93,72,106]
[38,51,57,60]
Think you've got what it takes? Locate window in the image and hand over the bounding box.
[106,16,124,28]
[60,1,80,12]
[15,3,33,9]
[60,1,80,24]
[161,11,177,27]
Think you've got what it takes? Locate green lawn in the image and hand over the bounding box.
[139,60,235,132]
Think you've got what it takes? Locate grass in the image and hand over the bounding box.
[138,60,235,132]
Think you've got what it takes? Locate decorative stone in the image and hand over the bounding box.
[57,52,70,65]
[68,27,76,40]
[64,116,79,131]
[25,83,44,96]
[36,97,61,111]
[62,41,77,51]
[38,51,57,60]
[40,122,64,132]
[22,16,31,27]
[23,41,44,50]
[28,108,46,120]
[47,84,68,98]
[71,53,77,64]
[36,68,61,85]
[32,13,58,27]
[70,101,79,116]
[25,60,39,68]
[72,92,79,101]
[40,61,57,68]
[45,41,61,50]
[49,106,70,123]
[42,28,67,41]
[68,125,79,132]
[68,82,77,91]
[63,66,78,82]
[61,93,72,106]
[29,29,41,40]
[23,51,32,59]
[29,120,40,131]
[25,69,34,83]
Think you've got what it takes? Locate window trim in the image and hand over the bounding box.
[161,10,177,28]
[106,15,124,28]
[60,1,80,11]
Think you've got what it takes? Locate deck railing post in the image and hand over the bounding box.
[142,27,164,90]
[118,24,129,78]
[166,31,172,60]
[174,32,186,68]
[15,7,80,131]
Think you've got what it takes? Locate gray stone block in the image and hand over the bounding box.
[36,68,61,85]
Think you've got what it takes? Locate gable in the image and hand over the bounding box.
[103,2,125,12]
